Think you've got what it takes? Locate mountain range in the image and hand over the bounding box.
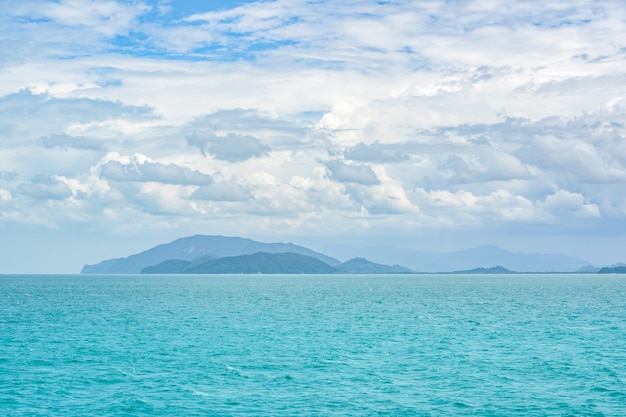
[81,234,602,274]
[81,235,341,274]
[346,244,592,273]
[81,235,412,274]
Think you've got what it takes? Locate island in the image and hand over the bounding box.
[141,252,414,274]
[598,265,626,274]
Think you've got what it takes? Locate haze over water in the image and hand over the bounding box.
[2,273,625,416]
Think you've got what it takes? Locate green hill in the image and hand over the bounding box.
[337,257,413,273]
[182,252,338,274]
[451,266,514,274]
[598,265,626,274]
[140,251,415,274]
[141,259,191,274]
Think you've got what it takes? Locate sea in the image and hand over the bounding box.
[1,273,625,416]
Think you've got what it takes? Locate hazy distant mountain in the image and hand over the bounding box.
[450,266,514,274]
[81,235,341,274]
[82,234,597,274]
[576,265,601,273]
[598,263,626,274]
[351,244,591,273]
[336,258,414,274]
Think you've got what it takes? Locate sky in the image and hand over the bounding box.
[1,0,626,273]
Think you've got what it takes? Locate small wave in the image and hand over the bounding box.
[226,364,246,377]
[116,367,136,377]
[191,389,212,398]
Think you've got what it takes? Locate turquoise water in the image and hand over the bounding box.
[1,274,625,416]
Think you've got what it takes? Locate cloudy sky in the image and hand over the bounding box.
[1,0,626,272]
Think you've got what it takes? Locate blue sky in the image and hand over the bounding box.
[1,0,626,272]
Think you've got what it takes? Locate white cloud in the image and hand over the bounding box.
[442,147,532,184]
[17,0,151,37]
[413,188,535,223]
[413,187,602,225]
[41,133,108,151]
[0,188,11,201]
[127,182,198,216]
[192,183,251,202]
[2,0,626,270]
[344,142,412,163]
[355,182,419,215]
[18,176,73,201]
[517,133,626,184]
[325,160,379,185]
[187,132,269,161]
[0,171,17,180]
[97,153,214,185]
[0,90,156,146]
[540,189,601,219]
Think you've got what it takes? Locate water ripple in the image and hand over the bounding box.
[1,274,625,416]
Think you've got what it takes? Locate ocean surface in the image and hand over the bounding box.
[1,274,625,416]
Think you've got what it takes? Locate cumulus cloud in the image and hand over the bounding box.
[191,183,251,202]
[18,176,73,200]
[540,190,601,218]
[325,160,380,185]
[184,109,313,147]
[0,90,156,145]
[516,133,626,184]
[344,142,412,163]
[3,0,626,270]
[125,183,199,216]
[413,187,602,225]
[442,147,532,184]
[0,171,17,180]
[187,132,269,162]
[413,188,535,223]
[41,133,107,151]
[348,182,419,215]
[98,153,214,185]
